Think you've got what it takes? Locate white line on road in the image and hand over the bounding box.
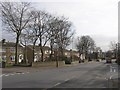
[16,73,21,74]
[2,74,5,76]
[105,77,108,80]
[21,73,25,74]
[4,74,9,76]
[110,74,118,80]
[54,83,61,87]
[10,74,15,76]
[65,79,70,82]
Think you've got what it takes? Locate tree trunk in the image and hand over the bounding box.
[15,35,20,64]
[50,39,54,60]
[50,44,53,60]
[32,39,37,62]
[39,36,44,62]
[60,47,63,61]
[24,46,27,64]
[32,45,35,62]
[40,47,44,62]
[79,52,81,61]
[85,51,88,60]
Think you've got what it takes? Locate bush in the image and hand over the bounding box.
[13,63,32,67]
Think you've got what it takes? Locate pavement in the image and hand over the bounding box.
[1,60,120,89]
[1,61,79,74]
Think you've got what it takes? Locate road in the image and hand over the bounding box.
[2,60,119,89]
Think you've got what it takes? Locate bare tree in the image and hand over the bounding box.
[109,41,118,59]
[76,35,95,60]
[20,30,31,64]
[26,30,38,62]
[30,10,52,62]
[46,16,56,60]
[49,16,74,60]
[1,2,32,64]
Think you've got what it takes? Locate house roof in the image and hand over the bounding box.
[0,42,22,47]
[27,45,51,51]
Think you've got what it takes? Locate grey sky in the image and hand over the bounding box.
[1,0,119,51]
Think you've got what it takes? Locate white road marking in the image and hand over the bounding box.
[109,74,118,80]
[4,74,9,76]
[2,74,5,76]
[110,76,112,79]
[110,69,112,72]
[65,79,70,82]
[114,69,116,72]
[105,77,108,80]
[2,72,29,77]
[54,83,61,86]
[21,73,25,74]
[110,66,117,73]
[10,74,15,76]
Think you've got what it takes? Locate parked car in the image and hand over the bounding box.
[106,57,112,63]
[96,59,100,62]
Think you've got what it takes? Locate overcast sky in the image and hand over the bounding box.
[1,0,119,51]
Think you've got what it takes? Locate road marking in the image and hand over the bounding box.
[21,73,25,74]
[110,66,117,73]
[110,69,112,72]
[4,74,9,76]
[10,74,15,76]
[65,79,70,82]
[54,83,61,87]
[114,69,116,72]
[110,74,118,80]
[110,76,112,79]
[2,74,5,76]
[2,72,29,77]
[105,77,108,80]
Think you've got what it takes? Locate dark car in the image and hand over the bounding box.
[96,59,100,62]
[106,57,112,63]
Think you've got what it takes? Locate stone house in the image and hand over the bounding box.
[63,49,79,61]
[26,45,52,62]
[0,40,24,64]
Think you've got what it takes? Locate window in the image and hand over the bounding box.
[10,56,15,61]
[45,51,47,54]
[49,51,51,54]
[2,56,6,61]
[65,52,67,56]
[10,47,15,52]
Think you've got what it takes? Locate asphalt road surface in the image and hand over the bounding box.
[2,60,119,89]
